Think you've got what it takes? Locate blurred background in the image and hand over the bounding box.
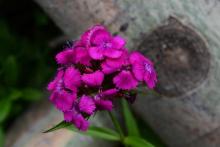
[0,1,165,147]
[2,0,220,147]
[0,0,63,145]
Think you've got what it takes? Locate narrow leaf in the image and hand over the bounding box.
[122,99,140,136]
[0,100,11,123]
[43,121,120,141]
[68,125,120,141]
[124,136,154,147]
[43,121,71,133]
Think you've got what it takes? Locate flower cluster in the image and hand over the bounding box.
[47,25,157,131]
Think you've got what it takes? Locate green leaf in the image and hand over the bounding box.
[44,121,120,141]
[124,136,154,147]
[8,89,22,101]
[137,117,166,147]
[0,127,4,147]
[0,100,11,123]
[122,99,140,137]
[68,125,120,141]
[43,121,71,133]
[3,56,18,85]
[22,88,43,101]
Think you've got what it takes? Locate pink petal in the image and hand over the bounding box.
[79,95,96,115]
[64,67,81,91]
[102,88,118,96]
[91,29,111,46]
[82,70,104,86]
[80,25,106,47]
[112,35,126,49]
[64,109,77,122]
[64,110,90,131]
[101,62,118,74]
[105,49,129,68]
[47,70,64,91]
[129,51,145,64]
[47,81,57,91]
[73,114,89,131]
[103,48,123,58]
[51,90,76,111]
[75,47,91,66]
[55,49,75,64]
[129,51,153,65]
[113,70,138,90]
[95,99,113,111]
[80,30,90,47]
[144,71,157,89]
[73,40,84,48]
[88,47,104,60]
[131,63,145,81]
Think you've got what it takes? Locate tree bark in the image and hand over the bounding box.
[35,0,220,147]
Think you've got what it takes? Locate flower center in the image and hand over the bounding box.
[144,62,153,73]
[101,41,112,49]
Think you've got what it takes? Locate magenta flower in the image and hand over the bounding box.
[80,25,106,47]
[64,110,89,131]
[82,70,104,87]
[101,49,129,74]
[47,70,64,91]
[73,114,89,131]
[74,46,92,66]
[94,95,113,111]
[79,95,96,115]
[55,44,91,66]
[101,88,118,96]
[55,49,75,65]
[50,90,76,111]
[81,25,126,60]
[129,52,157,89]
[113,70,138,90]
[47,25,158,131]
[64,66,81,92]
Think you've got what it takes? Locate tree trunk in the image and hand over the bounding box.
[35,0,220,147]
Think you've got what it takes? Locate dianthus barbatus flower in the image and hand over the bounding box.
[81,25,126,60]
[113,70,138,90]
[79,95,96,115]
[101,49,129,74]
[129,52,157,89]
[64,109,89,131]
[82,70,104,87]
[47,24,157,131]
[56,45,92,66]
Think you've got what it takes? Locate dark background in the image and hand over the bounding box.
[0,0,62,145]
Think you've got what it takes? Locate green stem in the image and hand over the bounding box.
[108,111,124,142]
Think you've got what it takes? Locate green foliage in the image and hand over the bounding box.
[43,100,165,147]
[0,100,11,123]
[137,116,167,147]
[69,126,121,141]
[44,121,121,141]
[122,99,140,137]
[43,121,72,133]
[124,136,154,147]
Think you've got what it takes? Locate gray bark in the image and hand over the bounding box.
[33,0,220,147]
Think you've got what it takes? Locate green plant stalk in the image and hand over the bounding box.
[107,111,124,142]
